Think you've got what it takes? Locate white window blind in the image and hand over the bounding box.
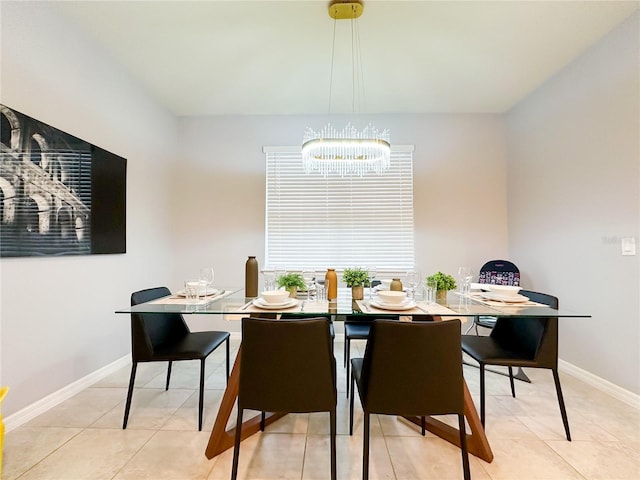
[264,146,415,272]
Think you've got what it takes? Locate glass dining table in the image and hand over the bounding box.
[115,287,590,464]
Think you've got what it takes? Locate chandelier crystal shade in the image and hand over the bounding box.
[302,1,391,177]
[302,123,390,176]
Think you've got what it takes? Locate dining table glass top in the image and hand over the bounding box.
[115,287,590,318]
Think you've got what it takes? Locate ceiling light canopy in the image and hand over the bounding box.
[301,1,391,177]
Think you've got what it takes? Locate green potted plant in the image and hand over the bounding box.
[277,272,306,298]
[426,271,457,302]
[343,267,370,300]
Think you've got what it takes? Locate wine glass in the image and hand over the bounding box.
[457,266,473,295]
[367,266,378,300]
[274,266,286,289]
[406,269,421,299]
[302,269,315,301]
[315,269,327,301]
[199,267,215,295]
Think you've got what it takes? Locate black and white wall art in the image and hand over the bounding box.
[0,104,126,257]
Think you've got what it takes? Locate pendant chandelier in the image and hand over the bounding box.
[302,0,390,177]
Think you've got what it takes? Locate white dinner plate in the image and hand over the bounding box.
[370,299,417,311]
[481,292,529,303]
[176,288,219,297]
[254,298,298,309]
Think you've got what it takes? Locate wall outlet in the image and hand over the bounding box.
[621,237,636,256]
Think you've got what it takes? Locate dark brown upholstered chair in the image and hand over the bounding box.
[280,313,335,340]
[461,290,571,441]
[232,317,337,480]
[350,319,470,480]
[344,310,399,398]
[124,287,230,431]
[344,319,371,397]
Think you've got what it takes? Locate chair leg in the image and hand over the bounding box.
[344,335,348,367]
[260,411,266,431]
[479,363,486,428]
[165,361,173,390]
[458,414,471,480]
[225,337,230,383]
[231,407,244,480]
[198,358,206,431]
[345,338,351,397]
[330,409,337,480]
[123,361,137,429]
[363,412,370,480]
[552,369,571,441]
[508,366,516,397]
[349,371,355,435]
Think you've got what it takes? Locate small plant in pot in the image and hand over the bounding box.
[426,271,457,302]
[277,273,306,298]
[343,267,370,300]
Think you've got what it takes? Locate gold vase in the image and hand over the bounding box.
[326,268,338,301]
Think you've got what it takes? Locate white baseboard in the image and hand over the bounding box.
[4,355,131,432]
[559,359,640,409]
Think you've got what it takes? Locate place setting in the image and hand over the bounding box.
[358,290,426,314]
[237,289,301,313]
[150,267,230,305]
[467,284,546,307]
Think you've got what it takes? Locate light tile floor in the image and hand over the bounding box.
[4,336,640,480]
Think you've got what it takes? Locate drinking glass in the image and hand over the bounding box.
[262,270,276,291]
[199,267,215,295]
[185,280,201,304]
[425,277,438,304]
[457,266,473,295]
[315,269,326,301]
[302,269,315,301]
[367,266,378,300]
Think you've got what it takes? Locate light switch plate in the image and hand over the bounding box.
[621,237,636,256]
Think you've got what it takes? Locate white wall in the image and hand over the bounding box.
[505,13,640,394]
[5,1,636,420]
[0,2,178,415]
[173,113,509,289]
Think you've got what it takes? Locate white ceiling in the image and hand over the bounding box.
[52,0,638,116]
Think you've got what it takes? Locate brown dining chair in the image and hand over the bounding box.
[349,319,470,480]
[232,317,337,480]
[124,287,230,431]
[461,290,571,441]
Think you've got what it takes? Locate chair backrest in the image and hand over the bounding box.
[478,259,520,286]
[490,290,559,367]
[130,287,190,361]
[239,317,336,413]
[360,319,464,416]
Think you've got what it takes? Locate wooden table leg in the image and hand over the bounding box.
[402,379,493,462]
[205,345,286,459]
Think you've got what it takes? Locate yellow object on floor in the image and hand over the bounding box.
[0,386,8,478]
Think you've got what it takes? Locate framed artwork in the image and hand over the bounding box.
[0,104,126,257]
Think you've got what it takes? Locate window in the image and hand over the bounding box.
[264,146,415,272]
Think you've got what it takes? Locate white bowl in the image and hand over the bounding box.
[261,290,290,304]
[488,285,522,296]
[377,290,407,304]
